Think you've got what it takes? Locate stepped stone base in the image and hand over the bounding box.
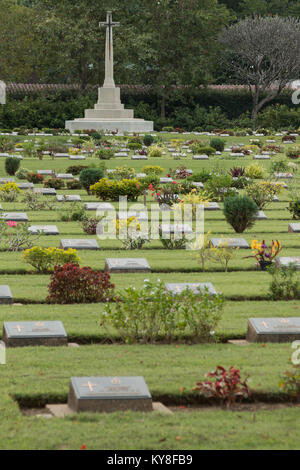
[65,86,153,133]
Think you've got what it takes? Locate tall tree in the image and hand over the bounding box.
[127,0,231,118]
[0,0,40,81]
[219,16,300,120]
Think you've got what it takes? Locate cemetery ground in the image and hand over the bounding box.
[1,132,300,450]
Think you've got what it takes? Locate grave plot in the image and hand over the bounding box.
[60,239,99,250]
[105,258,151,273]
[247,318,300,343]
[2,321,67,347]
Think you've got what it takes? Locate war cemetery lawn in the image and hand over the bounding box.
[1,132,300,450]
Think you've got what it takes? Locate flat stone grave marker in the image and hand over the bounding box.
[114,152,128,157]
[118,211,148,222]
[2,321,67,347]
[192,182,204,189]
[1,212,28,222]
[230,153,245,157]
[193,155,209,160]
[136,173,146,178]
[160,177,173,184]
[0,178,15,184]
[56,195,65,202]
[68,376,152,413]
[210,237,249,249]
[273,195,279,202]
[274,173,293,179]
[37,170,55,176]
[254,210,267,220]
[16,183,34,190]
[65,195,82,202]
[288,223,300,233]
[165,282,217,296]
[276,257,300,269]
[247,318,300,343]
[105,258,151,273]
[69,155,86,160]
[54,153,69,158]
[131,155,148,160]
[160,223,193,235]
[0,153,10,157]
[29,225,59,235]
[56,173,74,180]
[204,202,220,211]
[34,188,56,196]
[85,202,114,211]
[60,239,99,250]
[254,155,270,160]
[0,286,13,304]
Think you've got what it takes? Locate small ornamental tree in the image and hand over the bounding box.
[223,195,258,233]
[47,263,115,304]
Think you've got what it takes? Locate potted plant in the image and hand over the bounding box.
[245,239,282,270]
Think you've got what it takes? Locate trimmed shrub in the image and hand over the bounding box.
[66,165,89,175]
[22,246,80,273]
[5,157,20,176]
[143,134,155,147]
[223,195,258,233]
[245,163,265,179]
[148,146,163,158]
[47,263,115,304]
[79,168,105,194]
[210,138,225,152]
[142,165,163,175]
[95,148,114,160]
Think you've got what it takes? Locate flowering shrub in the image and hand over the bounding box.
[101,279,224,343]
[245,163,265,179]
[149,182,180,206]
[0,182,20,202]
[288,196,300,219]
[116,216,149,250]
[82,216,104,235]
[245,181,284,209]
[47,263,115,304]
[94,148,114,159]
[209,242,239,272]
[26,172,44,184]
[173,190,210,217]
[194,366,250,408]
[108,166,136,180]
[90,178,142,202]
[286,147,300,159]
[0,221,40,251]
[44,178,65,189]
[279,366,300,397]
[23,246,80,273]
[148,146,163,158]
[142,165,164,175]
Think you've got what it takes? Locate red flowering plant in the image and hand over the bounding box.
[47,263,115,304]
[26,172,44,184]
[194,366,250,408]
[148,182,181,206]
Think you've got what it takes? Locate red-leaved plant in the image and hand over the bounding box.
[194,366,250,408]
[47,263,115,304]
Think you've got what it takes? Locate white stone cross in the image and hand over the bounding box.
[99,11,120,88]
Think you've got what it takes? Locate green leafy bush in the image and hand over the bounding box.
[148,146,163,158]
[5,157,20,176]
[288,196,300,219]
[94,148,114,160]
[143,134,155,147]
[22,246,81,273]
[90,178,143,202]
[204,175,236,201]
[268,264,300,300]
[101,279,224,343]
[47,263,115,304]
[223,195,258,233]
[79,168,104,194]
[44,178,65,189]
[210,138,225,152]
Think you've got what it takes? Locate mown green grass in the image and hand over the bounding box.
[0,132,300,449]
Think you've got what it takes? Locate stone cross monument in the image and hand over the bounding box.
[65,12,153,134]
[99,11,119,88]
